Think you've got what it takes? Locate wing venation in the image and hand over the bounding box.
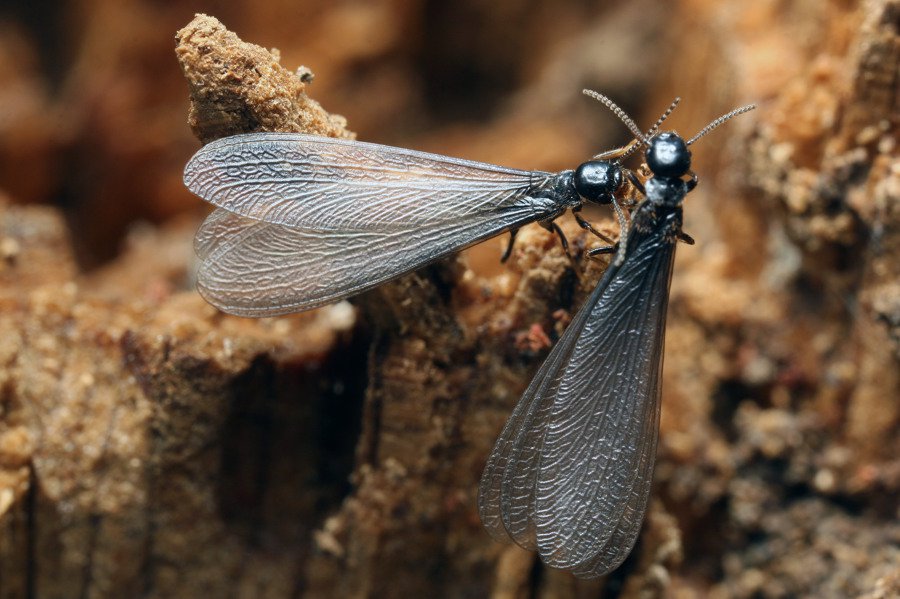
[184,133,555,232]
[478,214,677,577]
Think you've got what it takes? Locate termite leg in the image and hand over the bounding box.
[627,170,646,196]
[541,220,578,269]
[686,171,698,192]
[501,228,519,263]
[587,244,618,258]
[678,231,695,245]
[572,207,615,244]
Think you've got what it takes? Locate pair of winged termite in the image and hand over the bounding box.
[184,90,754,578]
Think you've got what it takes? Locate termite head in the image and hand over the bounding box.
[582,88,756,182]
[573,160,623,205]
[645,133,691,179]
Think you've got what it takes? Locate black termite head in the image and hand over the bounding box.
[573,160,623,205]
[582,89,756,183]
[574,92,686,204]
[644,132,691,179]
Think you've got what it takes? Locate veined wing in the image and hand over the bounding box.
[194,203,558,317]
[478,210,678,578]
[194,206,247,257]
[184,133,557,232]
[478,267,597,550]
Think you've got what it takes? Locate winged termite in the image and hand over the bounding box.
[183,94,681,316]
[478,93,755,577]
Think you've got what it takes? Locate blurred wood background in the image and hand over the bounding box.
[0,1,897,597]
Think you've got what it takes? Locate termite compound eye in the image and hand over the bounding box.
[645,132,691,178]
[574,160,623,204]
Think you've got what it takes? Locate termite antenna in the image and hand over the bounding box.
[686,104,756,146]
[647,97,681,137]
[618,97,681,161]
[583,90,649,145]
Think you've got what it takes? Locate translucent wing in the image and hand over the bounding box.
[193,204,558,317]
[184,133,557,230]
[478,209,678,578]
[478,279,592,549]
[185,134,567,316]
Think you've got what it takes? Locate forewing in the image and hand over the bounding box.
[194,207,246,257]
[478,284,598,548]
[187,134,567,316]
[533,224,676,574]
[478,215,677,578]
[184,133,555,231]
[194,204,557,317]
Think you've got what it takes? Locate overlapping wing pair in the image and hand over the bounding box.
[184,133,562,316]
[478,217,677,577]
